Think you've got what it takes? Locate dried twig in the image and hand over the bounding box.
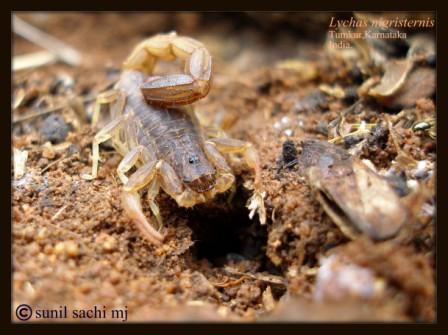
[13,15,82,68]
[51,204,68,221]
[13,105,65,124]
[211,275,250,288]
[12,79,118,125]
[40,155,72,174]
[223,266,286,286]
[13,50,58,72]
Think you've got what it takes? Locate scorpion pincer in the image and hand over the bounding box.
[82,32,266,245]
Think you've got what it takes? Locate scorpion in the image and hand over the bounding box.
[82,32,266,245]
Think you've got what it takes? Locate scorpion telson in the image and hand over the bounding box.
[82,33,266,245]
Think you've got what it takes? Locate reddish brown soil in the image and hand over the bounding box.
[12,13,435,322]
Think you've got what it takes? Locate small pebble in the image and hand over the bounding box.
[109,270,121,285]
[66,242,79,257]
[41,114,70,144]
[281,140,297,168]
[284,129,293,137]
[54,240,79,257]
[22,226,35,241]
[96,233,118,252]
[42,143,56,160]
[414,160,429,179]
[237,283,261,303]
[43,244,54,255]
[407,179,419,190]
[79,282,93,294]
[281,116,290,125]
[217,306,230,318]
[315,254,380,301]
[27,242,40,256]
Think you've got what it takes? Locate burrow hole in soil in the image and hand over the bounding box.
[185,179,277,273]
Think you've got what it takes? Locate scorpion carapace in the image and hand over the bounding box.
[82,32,266,246]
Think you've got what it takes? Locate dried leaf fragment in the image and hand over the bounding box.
[262,286,276,312]
[276,59,318,81]
[379,67,435,109]
[298,140,407,240]
[368,53,435,109]
[13,148,28,179]
[369,59,413,98]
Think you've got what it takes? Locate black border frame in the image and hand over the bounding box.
[4,2,445,335]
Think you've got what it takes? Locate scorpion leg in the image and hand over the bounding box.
[206,138,267,225]
[116,145,146,184]
[202,125,228,139]
[91,89,126,127]
[124,160,158,192]
[82,115,127,180]
[90,89,129,156]
[146,178,163,229]
[123,33,212,107]
[122,160,165,245]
